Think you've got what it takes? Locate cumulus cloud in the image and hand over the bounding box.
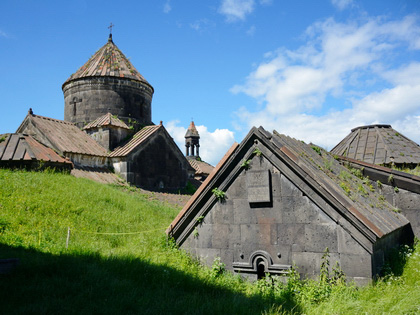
[232,15,420,149]
[219,0,255,21]
[165,120,236,166]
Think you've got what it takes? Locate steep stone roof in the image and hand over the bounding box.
[16,114,108,157]
[0,133,73,165]
[168,127,409,246]
[63,35,151,87]
[185,121,199,138]
[331,124,420,166]
[109,124,161,157]
[187,158,214,176]
[82,113,130,130]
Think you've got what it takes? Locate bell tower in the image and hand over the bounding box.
[185,121,200,158]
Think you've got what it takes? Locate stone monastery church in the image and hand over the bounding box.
[0,33,213,191]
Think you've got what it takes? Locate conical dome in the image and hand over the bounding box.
[62,35,154,128]
[331,124,420,166]
[185,121,200,138]
[63,34,151,86]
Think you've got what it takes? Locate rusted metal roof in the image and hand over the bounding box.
[82,113,130,130]
[63,35,151,88]
[185,121,200,138]
[168,127,409,242]
[109,124,161,157]
[187,158,214,176]
[17,114,108,156]
[0,133,72,165]
[331,124,420,166]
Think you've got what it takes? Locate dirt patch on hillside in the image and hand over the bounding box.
[139,189,192,209]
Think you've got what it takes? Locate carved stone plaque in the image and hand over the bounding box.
[247,170,271,203]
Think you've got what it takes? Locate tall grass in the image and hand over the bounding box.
[1,169,419,314]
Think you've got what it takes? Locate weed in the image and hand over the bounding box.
[0,136,6,143]
[339,182,351,196]
[357,184,368,197]
[311,145,322,156]
[212,187,226,201]
[210,256,226,278]
[240,159,251,170]
[394,186,399,193]
[196,215,205,224]
[388,174,394,183]
[376,180,383,188]
[323,159,332,172]
[193,227,199,238]
[253,147,262,157]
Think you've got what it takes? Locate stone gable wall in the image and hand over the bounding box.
[112,133,190,192]
[181,154,373,284]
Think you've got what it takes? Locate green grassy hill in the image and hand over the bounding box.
[0,169,419,314]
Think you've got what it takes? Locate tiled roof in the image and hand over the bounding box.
[188,158,214,175]
[331,124,420,165]
[168,127,409,242]
[17,114,108,156]
[0,133,72,165]
[83,113,130,130]
[185,121,199,138]
[109,125,161,157]
[63,35,151,87]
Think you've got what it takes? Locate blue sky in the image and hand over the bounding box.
[1,0,420,165]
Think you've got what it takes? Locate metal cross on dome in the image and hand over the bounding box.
[108,23,114,35]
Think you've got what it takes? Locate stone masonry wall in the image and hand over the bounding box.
[63,77,153,128]
[112,133,190,192]
[181,154,373,283]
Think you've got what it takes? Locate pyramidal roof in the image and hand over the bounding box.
[63,34,151,86]
[185,121,199,138]
[82,113,130,130]
[331,124,420,166]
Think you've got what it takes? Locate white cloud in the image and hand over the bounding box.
[165,120,236,166]
[246,25,256,36]
[232,15,420,149]
[219,0,255,21]
[331,0,353,11]
[163,0,171,14]
[190,19,213,32]
[0,30,9,38]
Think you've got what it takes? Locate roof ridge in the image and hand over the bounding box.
[32,114,75,126]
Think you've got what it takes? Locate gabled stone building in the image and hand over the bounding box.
[9,34,194,191]
[167,127,413,284]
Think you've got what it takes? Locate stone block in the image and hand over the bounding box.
[233,199,257,224]
[212,224,240,249]
[304,224,338,252]
[212,201,234,224]
[337,225,368,255]
[340,253,371,278]
[240,224,272,246]
[247,170,271,203]
[281,174,303,197]
[277,223,305,247]
[195,224,212,248]
[227,173,246,199]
